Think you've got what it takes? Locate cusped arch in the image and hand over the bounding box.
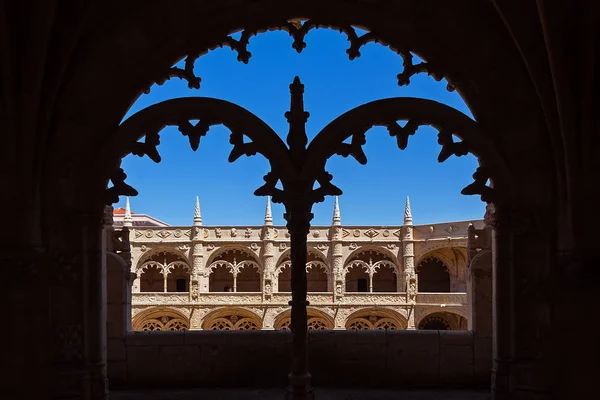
[206,244,262,268]
[275,247,329,272]
[137,246,190,270]
[344,307,407,330]
[201,307,263,330]
[132,307,190,331]
[343,245,400,271]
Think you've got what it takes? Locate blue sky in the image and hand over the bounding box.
[115,28,485,227]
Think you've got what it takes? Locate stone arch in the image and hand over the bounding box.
[202,307,263,330]
[132,307,189,331]
[417,311,467,331]
[207,245,262,292]
[274,308,334,331]
[276,248,330,292]
[206,244,262,268]
[342,245,401,272]
[417,256,451,293]
[345,308,407,330]
[343,246,400,293]
[39,3,560,397]
[137,247,189,268]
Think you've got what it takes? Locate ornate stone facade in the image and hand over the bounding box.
[122,197,481,332]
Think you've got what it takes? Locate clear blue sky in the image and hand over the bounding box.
[115,28,485,227]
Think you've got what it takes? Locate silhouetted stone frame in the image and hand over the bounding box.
[41,3,559,398]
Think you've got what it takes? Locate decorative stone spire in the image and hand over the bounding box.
[404,196,413,226]
[194,196,203,226]
[264,196,273,226]
[332,196,341,226]
[123,197,133,227]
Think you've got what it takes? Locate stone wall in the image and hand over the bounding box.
[112,330,488,388]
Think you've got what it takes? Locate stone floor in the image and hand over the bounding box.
[111,388,490,400]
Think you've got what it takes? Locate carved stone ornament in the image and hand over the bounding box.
[134,230,143,238]
[145,231,153,238]
[174,229,183,238]
[279,243,287,251]
[230,228,237,237]
[312,230,321,238]
[393,229,402,238]
[364,228,379,238]
[178,244,190,252]
[245,228,252,238]
[140,245,148,252]
[387,243,397,250]
[353,229,361,237]
[206,243,215,251]
[215,228,222,238]
[349,243,358,250]
[156,229,171,239]
[316,244,327,251]
[250,243,260,251]
[382,229,390,237]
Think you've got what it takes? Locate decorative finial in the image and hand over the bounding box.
[194,196,203,226]
[285,76,310,164]
[332,196,341,226]
[123,197,133,227]
[404,196,413,225]
[264,196,273,226]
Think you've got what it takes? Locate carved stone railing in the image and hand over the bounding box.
[415,292,467,306]
[132,292,190,304]
[341,292,407,305]
[127,221,483,244]
[132,291,467,306]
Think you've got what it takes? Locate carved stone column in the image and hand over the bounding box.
[330,226,344,302]
[403,225,416,329]
[262,195,276,300]
[191,225,205,299]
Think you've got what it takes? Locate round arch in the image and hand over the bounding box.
[132,307,190,331]
[275,246,329,271]
[345,307,407,330]
[416,310,468,330]
[274,307,335,331]
[202,307,263,330]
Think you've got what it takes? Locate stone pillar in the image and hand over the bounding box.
[330,196,344,301]
[262,229,276,301]
[486,204,513,400]
[403,197,416,330]
[467,223,493,382]
[191,227,206,298]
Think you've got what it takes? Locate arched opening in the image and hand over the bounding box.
[344,247,399,293]
[345,308,407,330]
[208,247,262,292]
[417,311,466,331]
[66,9,515,397]
[274,308,334,331]
[139,264,163,292]
[209,264,234,293]
[417,257,451,293]
[276,249,329,293]
[202,308,263,330]
[372,263,397,293]
[132,308,190,331]
[166,263,190,292]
